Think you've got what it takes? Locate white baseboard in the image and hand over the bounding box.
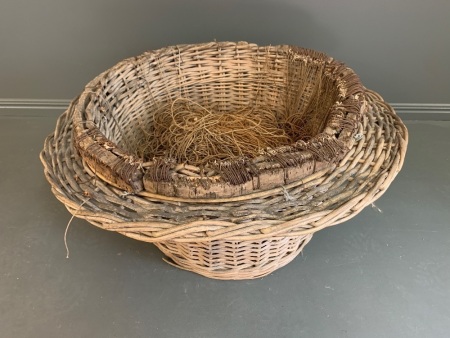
[0,98,449,120]
[0,99,70,110]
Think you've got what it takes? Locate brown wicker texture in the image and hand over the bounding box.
[71,42,366,199]
[41,87,407,279]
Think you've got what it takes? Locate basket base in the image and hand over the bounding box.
[155,235,313,280]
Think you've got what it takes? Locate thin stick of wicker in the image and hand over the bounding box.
[40,89,407,279]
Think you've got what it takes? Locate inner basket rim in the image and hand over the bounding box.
[71,41,366,199]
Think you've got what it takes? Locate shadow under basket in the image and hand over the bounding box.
[41,42,408,279]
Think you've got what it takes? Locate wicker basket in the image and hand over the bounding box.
[41,42,408,279]
[71,42,365,197]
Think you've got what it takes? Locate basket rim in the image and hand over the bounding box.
[72,41,366,198]
[40,88,408,244]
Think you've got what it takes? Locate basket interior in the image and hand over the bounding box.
[87,43,344,164]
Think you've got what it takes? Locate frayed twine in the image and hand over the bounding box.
[371,203,383,213]
[281,186,295,202]
[119,191,133,198]
[354,133,363,141]
[64,198,90,259]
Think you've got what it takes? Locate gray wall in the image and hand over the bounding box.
[1,0,449,103]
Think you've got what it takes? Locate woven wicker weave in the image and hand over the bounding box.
[40,42,407,279]
[71,42,365,198]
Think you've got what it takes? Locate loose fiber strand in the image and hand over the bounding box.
[64,198,90,259]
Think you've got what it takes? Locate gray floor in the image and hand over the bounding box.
[1,110,449,338]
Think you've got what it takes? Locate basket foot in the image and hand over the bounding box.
[155,235,313,280]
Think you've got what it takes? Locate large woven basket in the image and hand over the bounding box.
[41,42,408,279]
